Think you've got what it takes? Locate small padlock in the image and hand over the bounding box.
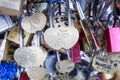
[92,54,118,74]
[7,26,32,46]
[0,15,13,33]
[21,13,47,33]
[70,40,81,63]
[0,32,8,61]
[55,51,75,74]
[105,12,120,53]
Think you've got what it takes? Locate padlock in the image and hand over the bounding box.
[105,15,120,53]
[92,54,118,74]
[7,26,32,47]
[105,1,120,53]
[70,40,81,63]
[21,13,47,33]
[55,51,75,74]
[105,27,120,53]
[0,15,13,33]
[0,32,8,61]
[44,1,79,50]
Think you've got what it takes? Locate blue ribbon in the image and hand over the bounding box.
[0,62,17,80]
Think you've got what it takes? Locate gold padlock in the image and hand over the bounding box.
[7,26,32,46]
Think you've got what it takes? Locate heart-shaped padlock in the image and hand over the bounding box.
[14,46,47,68]
[92,55,118,74]
[55,51,75,74]
[44,27,79,50]
[44,0,79,50]
[21,13,47,33]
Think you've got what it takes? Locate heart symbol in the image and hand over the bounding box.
[44,27,79,50]
[21,13,46,33]
[14,46,47,68]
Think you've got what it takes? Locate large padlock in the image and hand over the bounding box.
[44,1,79,50]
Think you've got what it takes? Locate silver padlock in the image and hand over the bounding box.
[0,15,13,33]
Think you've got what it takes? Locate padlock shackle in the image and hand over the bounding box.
[36,31,42,46]
[19,26,23,48]
[75,0,86,20]
[56,51,60,61]
[67,0,72,27]
[18,16,24,48]
[48,3,53,28]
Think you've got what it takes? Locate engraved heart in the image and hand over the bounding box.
[21,13,46,33]
[14,46,47,68]
[44,27,79,50]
